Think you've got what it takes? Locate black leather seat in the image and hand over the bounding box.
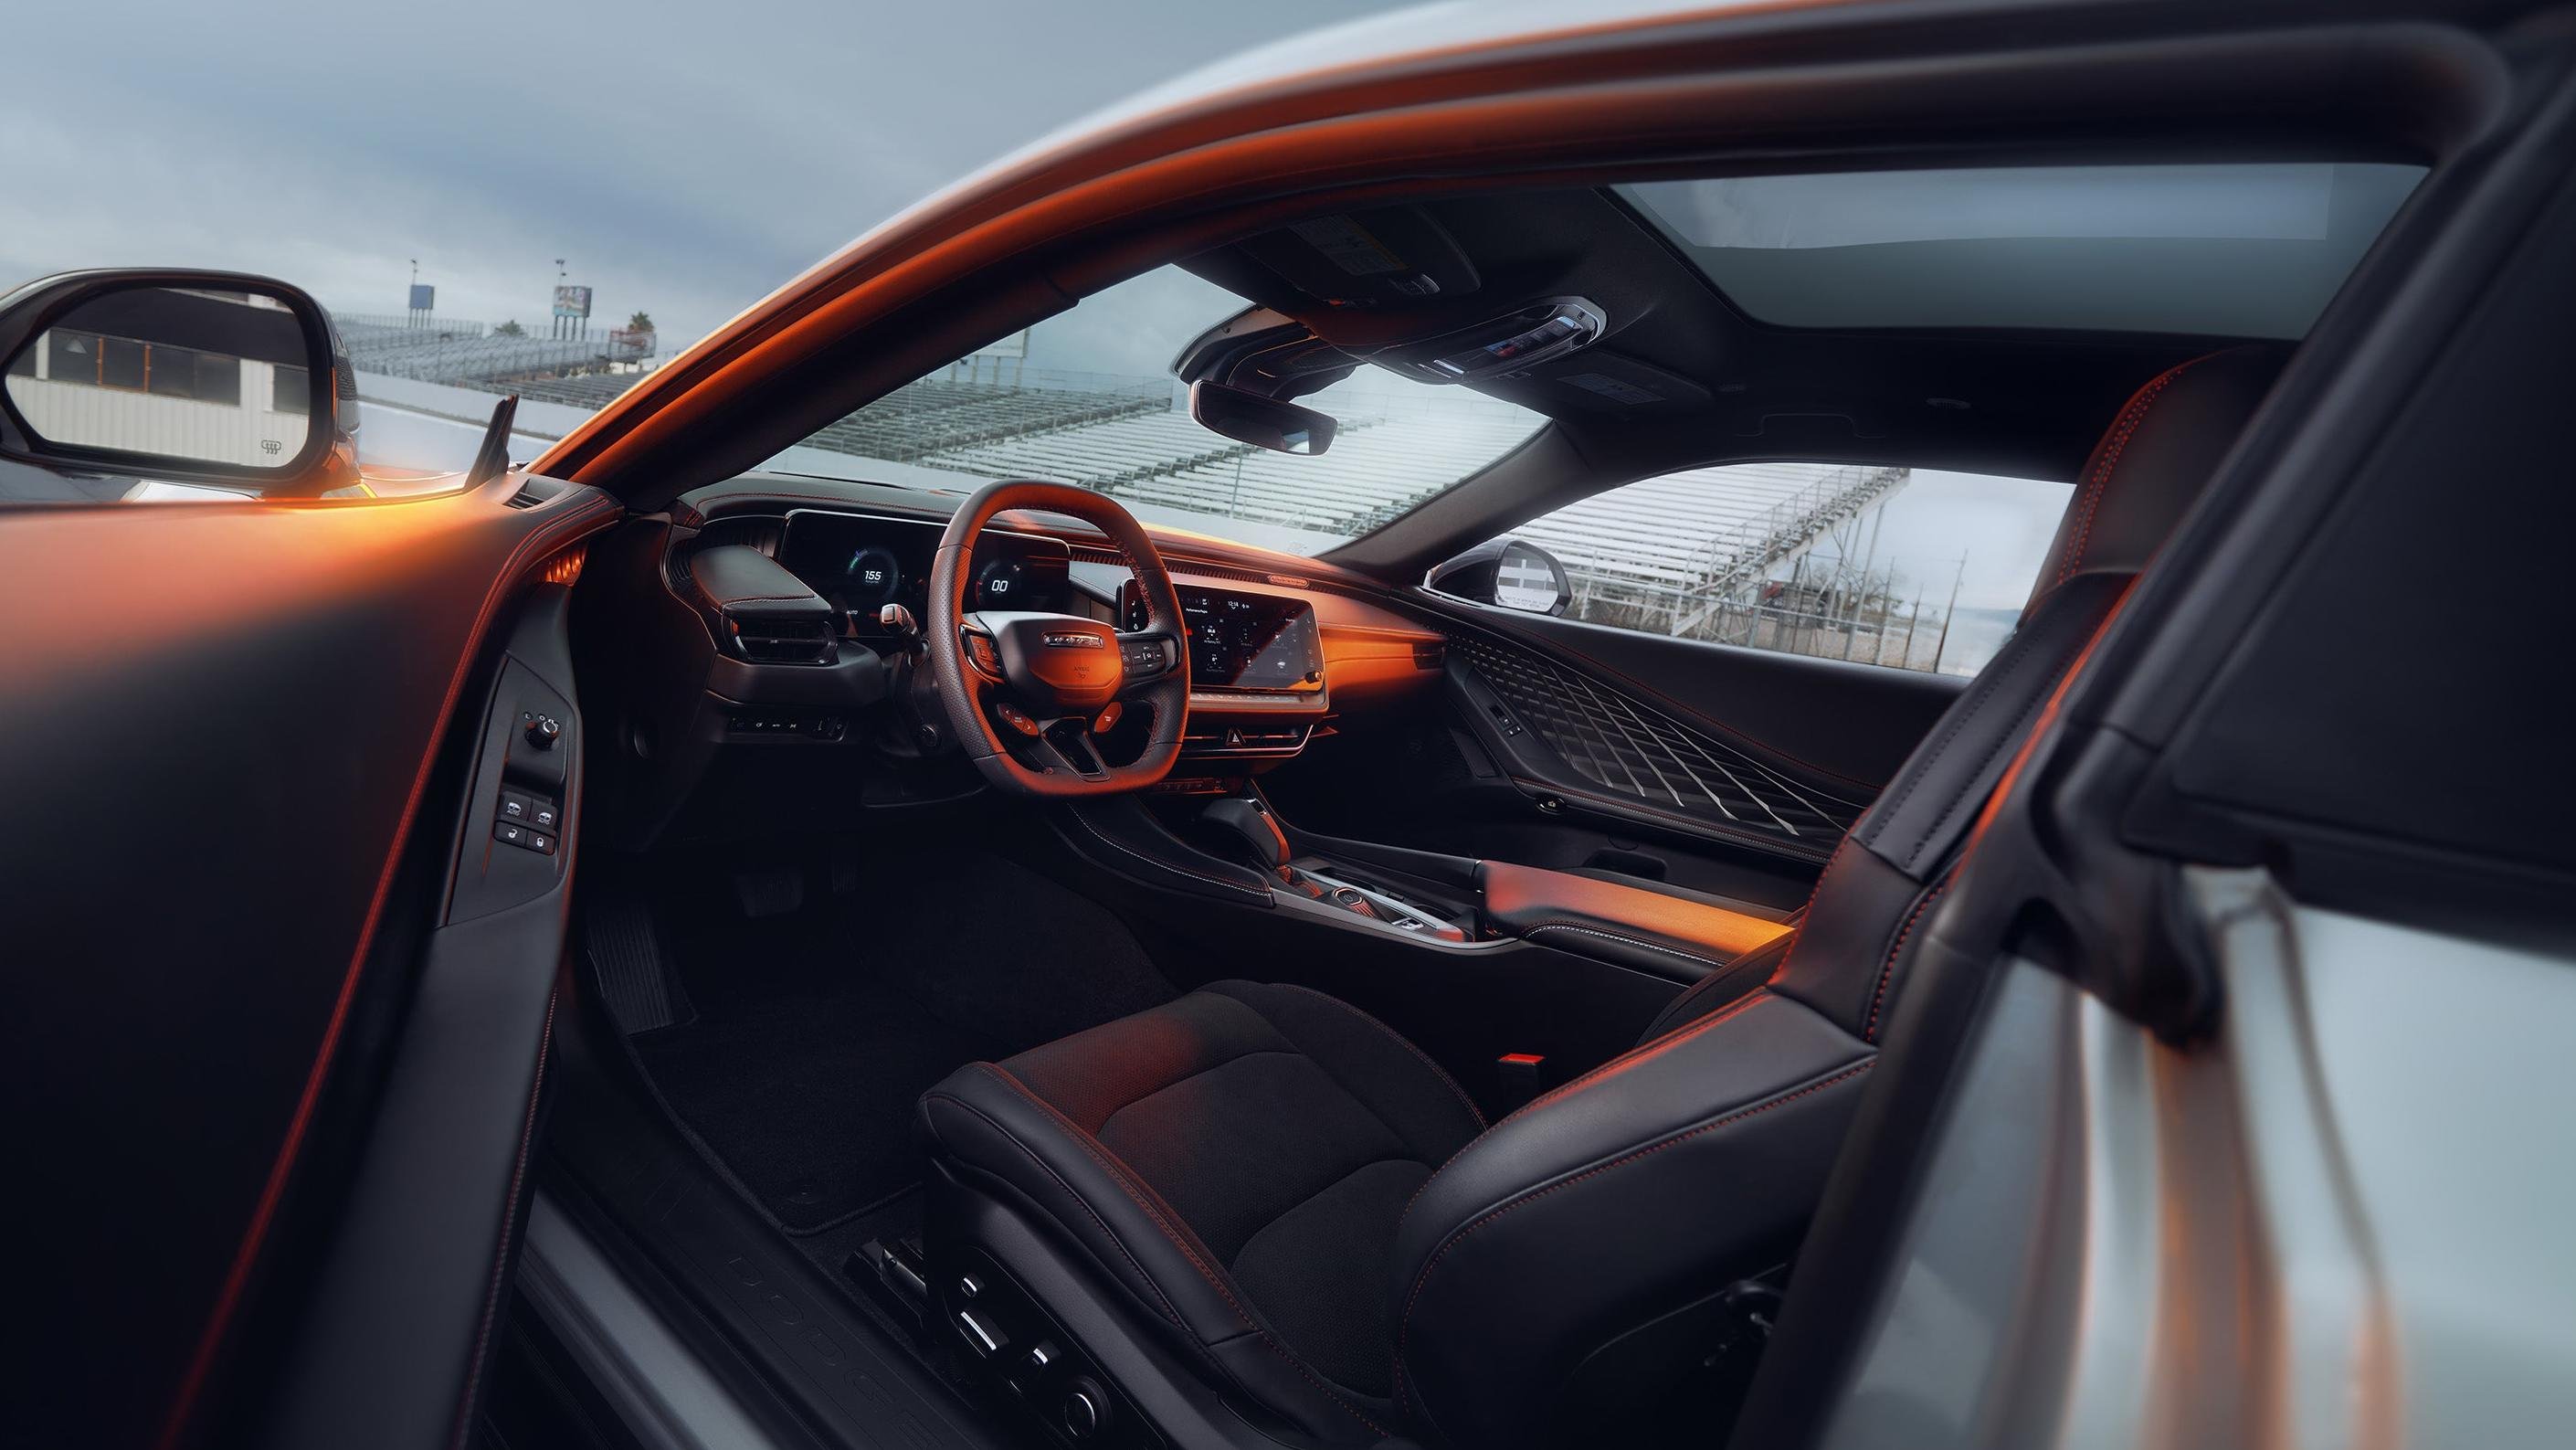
[918,346,2284,1448]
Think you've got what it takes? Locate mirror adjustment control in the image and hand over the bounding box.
[524,714,563,749]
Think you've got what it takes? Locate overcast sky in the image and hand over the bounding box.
[1,0,1405,344]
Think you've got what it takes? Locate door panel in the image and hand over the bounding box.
[1488,605,1967,795]
[1268,591,1959,907]
[0,478,617,1447]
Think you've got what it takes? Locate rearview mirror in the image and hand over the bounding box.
[1188,381,1336,456]
[0,270,357,495]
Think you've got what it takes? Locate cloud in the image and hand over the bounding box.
[0,0,1403,342]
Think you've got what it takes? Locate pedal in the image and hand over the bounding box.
[732,863,806,918]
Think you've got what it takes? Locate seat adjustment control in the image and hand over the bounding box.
[957,1307,1006,1358]
[1061,1378,1108,1440]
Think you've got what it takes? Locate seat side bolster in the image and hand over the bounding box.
[919,1065,1402,1445]
[1388,994,1874,1449]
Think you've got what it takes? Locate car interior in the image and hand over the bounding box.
[486,147,2429,1450]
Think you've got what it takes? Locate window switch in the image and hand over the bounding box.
[498,791,533,822]
[529,799,559,831]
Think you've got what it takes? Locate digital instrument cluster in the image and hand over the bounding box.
[780,510,1070,637]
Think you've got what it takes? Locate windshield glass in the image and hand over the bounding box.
[766,268,1544,555]
[0,2,1409,505]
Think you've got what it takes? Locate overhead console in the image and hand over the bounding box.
[1172,296,1611,405]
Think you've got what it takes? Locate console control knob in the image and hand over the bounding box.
[525,714,562,749]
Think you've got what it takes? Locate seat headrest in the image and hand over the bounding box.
[2025,344,2287,616]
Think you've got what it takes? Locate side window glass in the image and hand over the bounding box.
[1454,463,2073,676]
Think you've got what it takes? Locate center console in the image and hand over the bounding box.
[1197,794,1473,940]
[1174,785,1794,977]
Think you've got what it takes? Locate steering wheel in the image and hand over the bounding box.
[925,481,1191,796]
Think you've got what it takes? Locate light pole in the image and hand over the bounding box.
[553,259,566,339]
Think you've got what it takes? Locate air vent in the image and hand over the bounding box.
[538,545,587,587]
[1411,640,1446,669]
[505,475,574,509]
[724,613,835,664]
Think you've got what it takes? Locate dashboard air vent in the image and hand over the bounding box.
[725,613,835,664]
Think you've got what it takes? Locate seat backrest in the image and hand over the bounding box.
[1387,345,2286,1449]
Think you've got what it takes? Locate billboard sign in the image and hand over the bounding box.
[407,283,435,311]
[552,285,593,319]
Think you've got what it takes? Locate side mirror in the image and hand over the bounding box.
[1188,380,1336,456]
[0,270,358,496]
[1427,536,1572,616]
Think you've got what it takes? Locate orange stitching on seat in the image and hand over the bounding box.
[976,1066,1394,1439]
[1770,836,1850,980]
[1391,1059,1874,1418]
[1494,990,1775,1131]
[2057,355,2208,587]
[1866,872,1953,1043]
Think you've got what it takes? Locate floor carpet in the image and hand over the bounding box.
[628,844,1174,1233]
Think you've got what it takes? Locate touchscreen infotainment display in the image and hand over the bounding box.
[1179,587,1322,690]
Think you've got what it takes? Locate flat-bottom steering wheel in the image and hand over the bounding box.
[925,481,1191,796]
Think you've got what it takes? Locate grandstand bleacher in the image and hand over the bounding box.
[343,319,1910,654]
[336,313,653,385]
[1514,462,1909,603]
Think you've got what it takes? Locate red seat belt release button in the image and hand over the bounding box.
[1497,1053,1546,1108]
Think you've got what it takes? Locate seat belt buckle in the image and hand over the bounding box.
[1496,1053,1546,1111]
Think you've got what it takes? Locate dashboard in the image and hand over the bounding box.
[777,508,1326,696]
[780,508,1071,638]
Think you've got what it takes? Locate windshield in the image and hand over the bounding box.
[0,2,1415,505]
[767,268,1544,555]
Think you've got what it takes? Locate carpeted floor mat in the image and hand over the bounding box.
[628,845,1173,1233]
